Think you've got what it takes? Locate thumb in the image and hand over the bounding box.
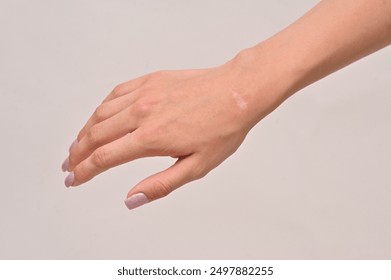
[124,155,204,210]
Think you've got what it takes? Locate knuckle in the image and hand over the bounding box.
[87,125,102,145]
[93,105,108,121]
[132,100,152,117]
[150,70,165,79]
[91,147,110,169]
[76,129,86,142]
[150,178,172,199]
[111,83,127,97]
[148,70,172,82]
[137,83,152,94]
[129,94,164,118]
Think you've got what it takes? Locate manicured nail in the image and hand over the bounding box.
[69,139,78,152]
[124,193,149,210]
[65,172,74,188]
[61,157,69,172]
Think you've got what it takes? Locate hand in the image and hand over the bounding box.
[62,53,285,210]
[61,0,391,211]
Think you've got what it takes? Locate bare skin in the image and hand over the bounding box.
[62,0,391,210]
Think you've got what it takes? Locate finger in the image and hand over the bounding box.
[69,106,138,171]
[77,91,139,141]
[67,129,150,187]
[102,75,147,104]
[124,154,206,210]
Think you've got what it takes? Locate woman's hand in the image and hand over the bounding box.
[62,0,391,210]
[61,53,286,210]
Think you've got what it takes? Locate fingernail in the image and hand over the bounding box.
[124,193,149,210]
[61,157,69,172]
[69,139,78,152]
[65,172,74,188]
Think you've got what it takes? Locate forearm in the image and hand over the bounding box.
[233,0,391,122]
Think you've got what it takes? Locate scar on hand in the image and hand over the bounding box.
[231,90,248,110]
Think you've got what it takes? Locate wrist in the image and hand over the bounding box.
[225,44,304,125]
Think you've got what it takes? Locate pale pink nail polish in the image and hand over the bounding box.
[69,139,78,152]
[124,193,149,210]
[61,158,69,172]
[65,172,74,188]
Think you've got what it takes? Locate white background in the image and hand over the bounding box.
[0,0,390,259]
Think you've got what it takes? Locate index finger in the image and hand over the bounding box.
[102,75,147,104]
